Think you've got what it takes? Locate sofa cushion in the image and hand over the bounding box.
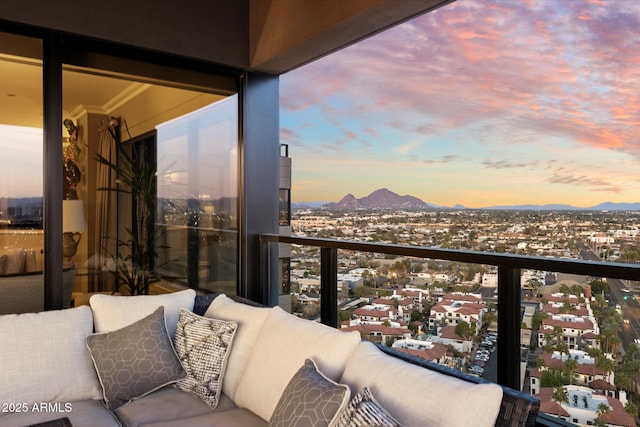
[0,306,102,407]
[203,294,271,400]
[234,306,361,422]
[340,341,503,427]
[115,387,237,427]
[86,306,187,410]
[139,408,267,427]
[336,387,400,427]
[269,359,350,427]
[173,308,237,408]
[0,400,119,427]
[90,289,195,337]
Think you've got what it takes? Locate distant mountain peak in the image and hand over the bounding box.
[323,188,435,210]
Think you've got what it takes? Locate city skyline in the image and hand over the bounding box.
[280,0,640,209]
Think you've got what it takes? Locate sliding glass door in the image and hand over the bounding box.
[62,63,239,296]
[0,32,45,313]
[0,26,241,312]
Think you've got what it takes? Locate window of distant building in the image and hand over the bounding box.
[279,189,291,226]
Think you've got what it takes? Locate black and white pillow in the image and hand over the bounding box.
[336,387,401,427]
[173,308,237,408]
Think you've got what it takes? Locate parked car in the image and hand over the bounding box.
[469,366,485,376]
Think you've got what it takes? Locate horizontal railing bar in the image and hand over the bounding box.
[260,233,640,281]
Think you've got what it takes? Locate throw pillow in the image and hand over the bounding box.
[0,306,102,406]
[89,288,196,337]
[340,342,503,427]
[269,359,350,427]
[336,387,401,427]
[234,306,361,422]
[173,308,237,408]
[86,306,187,410]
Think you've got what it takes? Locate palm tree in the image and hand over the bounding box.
[557,342,570,359]
[570,284,583,296]
[532,311,548,330]
[627,342,640,360]
[595,402,611,427]
[588,347,602,361]
[597,357,616,385]
[551,386,569,416]
[609,335,621,359]
[624,400,638,419]
[564,358,578,385]
[543,333,554,353]
[553,325,564,347]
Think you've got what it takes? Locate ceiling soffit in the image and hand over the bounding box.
[249,0,454,74]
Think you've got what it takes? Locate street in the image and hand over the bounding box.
[576,239,640,355]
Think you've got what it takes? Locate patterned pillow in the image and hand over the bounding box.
[173,308,237,408]
[86,306,187,410]
[336,387,401,427]
[269,359,350,427]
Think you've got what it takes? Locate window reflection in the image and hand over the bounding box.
[157,96,238,294]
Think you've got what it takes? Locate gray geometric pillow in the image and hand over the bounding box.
[336,387,401,427]
[173,308,237,408]
[269,359,350,427]
[86,306,187,410]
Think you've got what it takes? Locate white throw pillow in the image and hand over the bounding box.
[339,342,503,427]
[89,289,195,337]
[0,306,102,406]
[234,306,361,422]
[203,294,271,400]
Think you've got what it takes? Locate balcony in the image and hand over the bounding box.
[260,233,640,426]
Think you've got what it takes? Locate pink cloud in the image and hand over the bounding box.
[282,0,640,161]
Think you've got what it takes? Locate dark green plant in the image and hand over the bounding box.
[95,125,158,295]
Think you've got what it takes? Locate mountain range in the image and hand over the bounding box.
[292,188,640,211]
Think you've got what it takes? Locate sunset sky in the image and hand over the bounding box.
[280,0,640,208]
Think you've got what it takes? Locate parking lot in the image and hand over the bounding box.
[468,332,497,378]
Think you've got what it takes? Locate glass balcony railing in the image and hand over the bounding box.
[260,233,640,426]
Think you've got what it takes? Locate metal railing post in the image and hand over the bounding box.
[497,266,521,390]
[320,247,338,328]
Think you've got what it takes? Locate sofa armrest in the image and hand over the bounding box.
[376,345,540,427]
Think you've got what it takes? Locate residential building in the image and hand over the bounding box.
[428,292,485,333]
[537,386,634,427]
[529,350,614,395]
[391,338,450,365]
[538,315,599,350]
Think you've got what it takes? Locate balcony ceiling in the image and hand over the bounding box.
[249,0,455,74]
[0,0,453,75]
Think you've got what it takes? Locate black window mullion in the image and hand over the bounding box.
[43,32,64,310]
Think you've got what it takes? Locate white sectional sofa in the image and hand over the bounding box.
[0,290,538,427]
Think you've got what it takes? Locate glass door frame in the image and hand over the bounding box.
[0,22,242,309]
